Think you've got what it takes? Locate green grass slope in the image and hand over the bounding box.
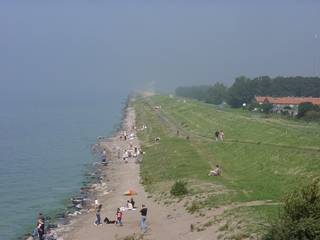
[133,95,320,219]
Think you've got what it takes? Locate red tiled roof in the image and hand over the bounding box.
[255,96,320,105]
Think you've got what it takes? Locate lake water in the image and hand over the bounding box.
[0,94,126,239]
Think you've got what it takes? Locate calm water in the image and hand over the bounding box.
[0,95,126,239]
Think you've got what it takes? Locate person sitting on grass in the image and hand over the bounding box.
[208,165,221,176]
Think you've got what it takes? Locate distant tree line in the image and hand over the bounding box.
[175,76,320,108]
[175,83,228,105]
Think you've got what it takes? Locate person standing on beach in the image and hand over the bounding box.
[37,219,45,240]
[116,208,123,226]
[123,131,127,141]
[94,204,102,226]
[33,213,45,239]
[140,204,148,233]
[130,197,135,209]
[102,149,107,162]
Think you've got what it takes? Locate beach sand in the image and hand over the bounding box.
[61,105,219,240]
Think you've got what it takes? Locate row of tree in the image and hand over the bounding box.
[175,76,320,108]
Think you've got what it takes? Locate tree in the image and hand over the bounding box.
[261,103,273,113]
[304,111,320,122]
[297,102,316,118]
[175,86,210,101]
[264,180,320,240]
[205,82,228,105]
[227,76,253,108]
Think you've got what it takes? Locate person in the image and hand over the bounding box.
[127,200,133,210]
[102,149,107,162]
[208,165,221,176]
[37,219,45,240]
[140,204,148,233]
[33,213,45,239]
[130,197,135,209]
[123,131,127,141]
[104,217,116,224]
[94,204,102,225]
[215,130,220,141]
[116,208,123,226]
[219,130,225,141]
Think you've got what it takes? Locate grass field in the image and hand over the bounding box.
[133,94,320,235]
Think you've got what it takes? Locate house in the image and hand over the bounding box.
[255,96,320,115]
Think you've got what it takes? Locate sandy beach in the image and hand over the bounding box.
[58,103,220,240]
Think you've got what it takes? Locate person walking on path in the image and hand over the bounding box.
[140,204,148,233]
[94,204,102,226]
[116,208,123,226]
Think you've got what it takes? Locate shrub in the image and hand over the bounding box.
[263,180,320,240]
[297,102,319,118]
[170,180,188,196]
[303,110,320,122]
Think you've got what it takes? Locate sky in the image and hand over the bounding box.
[1,0,320,105]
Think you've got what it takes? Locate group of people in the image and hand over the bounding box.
[95,123,149,232]
[122,144,143,162]
[94,199,148,232]
[120,128,137,141]
[214,130,225,141]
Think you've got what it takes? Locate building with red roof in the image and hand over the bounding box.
[254,96,320,115]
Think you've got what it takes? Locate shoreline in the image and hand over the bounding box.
[26,94,222,240]
[23,98,132,240]
[56,96,220,240]
[60,99,144,239]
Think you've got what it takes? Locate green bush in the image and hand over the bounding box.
[298,102,319,118]
[170,180,188,196]
[263,180,320,240]
[303,111,320,122]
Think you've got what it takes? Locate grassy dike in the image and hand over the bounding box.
[133,94,320,236]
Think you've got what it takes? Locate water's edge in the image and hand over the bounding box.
[20,96,131,240]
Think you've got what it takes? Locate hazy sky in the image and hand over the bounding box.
[1,0,320,104]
